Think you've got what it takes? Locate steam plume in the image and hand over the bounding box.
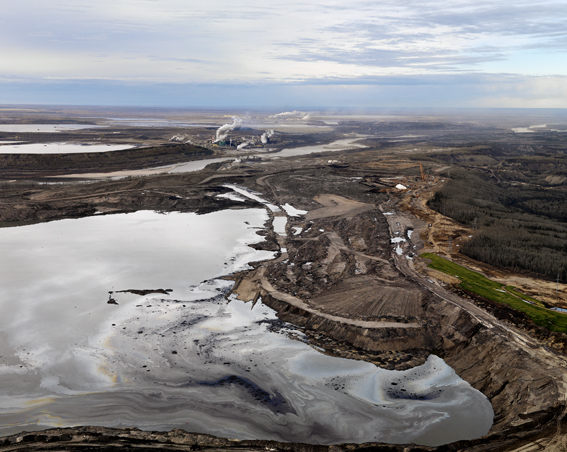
[269,110,306,119]
[170,134,188,142]
[215,116,242,142]
[261,129,274,144]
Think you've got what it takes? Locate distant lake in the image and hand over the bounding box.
[103,118,216,128]
[0,142,136,154]
[276,137,367,157]
[0,124,106,133]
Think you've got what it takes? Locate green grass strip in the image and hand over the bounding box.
[504,286,545,307]
[421,253,567,333]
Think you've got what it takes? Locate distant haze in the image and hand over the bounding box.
[1,0,566,108]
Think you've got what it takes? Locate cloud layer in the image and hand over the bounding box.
[1,0,566,107]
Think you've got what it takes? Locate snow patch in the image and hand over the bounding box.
[282,203,308,217]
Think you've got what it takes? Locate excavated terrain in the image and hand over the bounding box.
[1,153,567,452]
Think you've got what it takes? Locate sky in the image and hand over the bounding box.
[1,0,566,109]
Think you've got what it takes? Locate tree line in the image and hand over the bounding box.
[428,167,567,283]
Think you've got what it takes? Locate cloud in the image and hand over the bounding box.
[0,0,566,107]
[148,56,211,64]
[272,1,567,74]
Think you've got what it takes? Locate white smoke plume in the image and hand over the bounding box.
[215,116,242,142]
[261,129,274,144]
[269,110,306,119]
[170,134,188,142]
[237,141,250,150]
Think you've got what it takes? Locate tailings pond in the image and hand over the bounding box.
[0,209,493,446]
[0,124,106,133]
[0,142,136,154]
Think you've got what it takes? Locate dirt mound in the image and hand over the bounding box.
[310,276,423,319]
[306,194,374,220]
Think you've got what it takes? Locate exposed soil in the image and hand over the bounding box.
[0,144,215,178]
[1,137,567,452]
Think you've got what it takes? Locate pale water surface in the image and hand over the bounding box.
[54,138,368,179]
[0,210,493,446]
[276,138,367,158]
[0,124,106,133]
[0,142,135,154]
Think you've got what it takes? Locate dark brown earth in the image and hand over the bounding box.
[230,167,567,450]
[0,425,439,451]
[116,289,172,296]
[1,143,567,452]
[0,143,214,178]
